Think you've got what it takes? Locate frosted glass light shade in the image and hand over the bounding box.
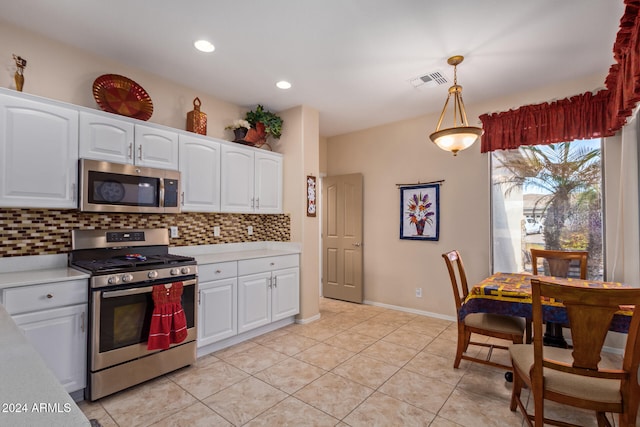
[430,126,483,156]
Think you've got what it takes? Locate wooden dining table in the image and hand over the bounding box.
[460,272,634,335]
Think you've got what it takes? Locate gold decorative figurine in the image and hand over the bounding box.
[13,54,27,92]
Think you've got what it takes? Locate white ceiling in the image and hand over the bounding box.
[0,1,625,137]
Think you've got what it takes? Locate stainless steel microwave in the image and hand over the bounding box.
[79,159,180,213]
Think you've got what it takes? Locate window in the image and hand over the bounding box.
[490,139,603,280]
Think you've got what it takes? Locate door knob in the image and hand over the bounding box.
[353,242,362,247]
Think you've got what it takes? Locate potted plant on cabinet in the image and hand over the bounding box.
[227,105,283,149]
[245,104,283,140]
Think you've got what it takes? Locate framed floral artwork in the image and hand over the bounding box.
[307,175,316,217]
[399,183,440,240]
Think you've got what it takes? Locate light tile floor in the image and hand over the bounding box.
[79,297,631,427]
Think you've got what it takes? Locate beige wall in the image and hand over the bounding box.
[280,106,321,321]
[325,73,620,318]
[319,136,328,175]
[0,20,243,139]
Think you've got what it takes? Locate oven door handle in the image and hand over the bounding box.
[101,279,196,298]
[102,287,153,298]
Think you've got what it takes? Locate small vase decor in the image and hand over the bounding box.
[406,192,435,236]
[186,97,207,135]
[226,105,283,150]
[12,54,27,92]
[226,119,251,142]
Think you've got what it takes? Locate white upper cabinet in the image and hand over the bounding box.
[79,110,178,170]
[79,111,134,164]
[255,151,283,214]
[0,92,78,208]
[179,134,221,212]
[0,90,283,212]
[134,124,179,170]
[220,145,283,213]
[220,145,255,213]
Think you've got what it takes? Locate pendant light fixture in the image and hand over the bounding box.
[429,55,483,156]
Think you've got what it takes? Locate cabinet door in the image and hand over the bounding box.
[13,304,87,393]
[79,111,134,164]
[254,152,283,213]
[134,124,179,169]
[0,94,78,208]
[220,145,254,213]
[198,278,237,347]
[237,272,271,333]
[272,268,300,321]
[179,134,221,212]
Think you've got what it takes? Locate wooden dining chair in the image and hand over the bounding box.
[442,250,527,370]
[530,248,589,279]
[509,278,640,427]
[530,249,589,346]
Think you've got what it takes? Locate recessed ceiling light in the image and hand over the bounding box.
[194,40,215,53]
[276,80,292,89]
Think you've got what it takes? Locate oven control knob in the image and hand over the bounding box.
[148,271,158,279]
[122,274,134,283]
[180,267,191,275]
[170,268,180,276]
[107,276,119,285]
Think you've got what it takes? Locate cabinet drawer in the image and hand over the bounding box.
[238,254,299,276]
[198,261,237,282]
[3,279,88,315]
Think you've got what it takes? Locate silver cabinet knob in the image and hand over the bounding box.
[353,242,362,247]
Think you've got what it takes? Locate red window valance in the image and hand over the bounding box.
[480,0,640,153]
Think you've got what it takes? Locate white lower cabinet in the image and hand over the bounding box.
[237,255,300,334]
[196,254,300,347]
[237,272,272,333]
[197,262,237,347]
[12,304,87,393]
[3,279,88,394]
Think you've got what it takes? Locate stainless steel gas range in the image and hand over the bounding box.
[69,228,197,401]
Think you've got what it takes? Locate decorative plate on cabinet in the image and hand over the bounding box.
[92,74,153,121]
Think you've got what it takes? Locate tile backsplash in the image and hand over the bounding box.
[0,209,290,257]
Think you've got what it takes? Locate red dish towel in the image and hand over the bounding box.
[147,282,188,351]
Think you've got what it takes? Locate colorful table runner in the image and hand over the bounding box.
[460,272,633,333]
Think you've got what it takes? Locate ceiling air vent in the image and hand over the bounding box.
[409,71,448,89]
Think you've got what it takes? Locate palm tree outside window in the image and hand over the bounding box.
[490,139,603,280]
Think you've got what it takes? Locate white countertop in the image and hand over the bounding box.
[170,241,301,265]
[0,254,89,290]
[0,304,90,426]
[0,244,300,290]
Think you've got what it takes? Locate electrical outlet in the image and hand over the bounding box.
[247,225,254,235]
[416,287,422,298]
[213,226,221,237]
[169,226,179,238]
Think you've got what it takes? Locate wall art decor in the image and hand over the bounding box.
[399,183,439,240]
[307,175,316,217]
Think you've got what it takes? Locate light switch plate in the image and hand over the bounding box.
[213,226,221,237]
[169,226,179,238]
[247,226,254,235]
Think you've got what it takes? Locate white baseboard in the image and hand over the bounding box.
[296,313,321,324]
[363,299,457,322]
